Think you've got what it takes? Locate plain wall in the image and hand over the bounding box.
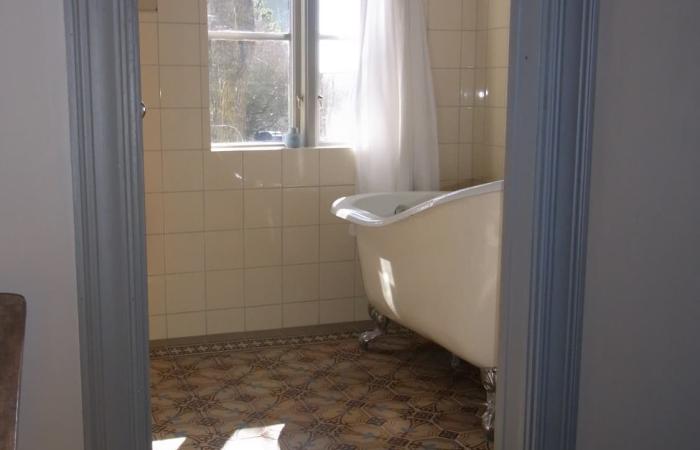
[577,1,700,449]
[0,1,84,450]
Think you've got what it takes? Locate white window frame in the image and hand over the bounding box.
[208,0,344,150]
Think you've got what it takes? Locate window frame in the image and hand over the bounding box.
[207,0,350,150]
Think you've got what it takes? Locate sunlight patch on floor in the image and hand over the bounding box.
[152,437,186,450]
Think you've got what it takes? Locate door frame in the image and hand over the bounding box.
[62,0,599,449]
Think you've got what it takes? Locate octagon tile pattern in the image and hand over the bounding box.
[151,328,490,449]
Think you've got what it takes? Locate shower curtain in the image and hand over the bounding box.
[353,0,439,193]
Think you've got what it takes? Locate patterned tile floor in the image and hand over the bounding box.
[150,328,490,450]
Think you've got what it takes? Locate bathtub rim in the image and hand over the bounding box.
[331,180,504,227]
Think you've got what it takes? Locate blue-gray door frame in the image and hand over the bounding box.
[62,0,598,449]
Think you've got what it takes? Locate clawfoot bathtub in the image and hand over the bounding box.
[331,181,503,437]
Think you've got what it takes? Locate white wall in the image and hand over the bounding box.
[0,1,84,449]
[577,1,700,449]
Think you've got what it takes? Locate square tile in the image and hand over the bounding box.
[283,263,319,303]
[354,260,366,297]
[319,148,355,185]
[320,261,354,299]
[206,269,244,310]
[460,69,476,106]
[159,66,201,108]
[145,193,164,235]
[158,0,199,23]
[141,65,160,108]
[320,224,355,262]
[244,189,282,228]
[432,69,461,107]
[163,191,204,233]
[428,0,462,30]
[437,107,459,144]
[283,187,319,226]
[206,308,245,335]
[283,226,319,265]
[162,150,203,192]
[485,67,508,107]
[282,148,319,186]
[167,312,206,338]
[283,301,320,328]
[148,275,166,315]
[485,107,507,147]
[245,305,282,331]
[462,0,477,30]
[459,143,474,180]
[204,150,244,190]
[165,272,205,313]
[354,297,371,321]
[428,31,461,68]
[244,267,283,307]
[146,234,165,275]
[143,108,162,150]
[460,107,474,143]
[149,315,167,340]
[205,230,244,270]
[439,145,460,181]
[486,28,509,68]
[164,232,204,273]
[244,228,282,267]
[243,150,282,188]
[204,190,243,230]
[320,298,355,324]
[161,109,203,150]
[158,23,200,65]
[139,22,159,65]
[488,0,511,29]
[461,31,477,68]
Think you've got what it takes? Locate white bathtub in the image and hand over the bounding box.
[331,180,503,369]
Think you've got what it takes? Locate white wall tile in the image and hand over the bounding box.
[486,28,509,67]
[439,144,460,181]
[320,298,355,324]
[149,315,167,340]
[204,151,244,190]
[319,148,355,186]
[433,69,461,106]
[161,109,203,150]
[428,0,462,30]
[206,269,244,309]
[459,107,474,143]
[437,107,460,143]
[245,305,282,331]
[428,31,462,68]
[319,186,355,224]
[159,66,201,108]
[244,189,282,228]
[166,272,205,313]
[164,232,205,273]
[354,297,371,321]
[204,190,243,230]
[145,193,164,235]
[206,308,245,334]
[320,224,355,262]
[141,65,160,108]
[282,264,319,303]
[461,31,477,67]
[283,148,319,187]
[148,275,166,315]
[244,228,282,267]
[147,234,165,275]
[243,150,282,188]
[282,226,319,265]
[139,22,159,66]
[462,0,477,30]
[460,69,476,106]
[158,23,200,65]
[163,191,204,233]
[283,302,319,328]
[283,188,319,226]
[142,108,162,150]
[205,230,244,270]
[162,150,203,191]
[244,267,282,307]
[320,261,354,300]
[158,0,200,23]
[167,311,206,338]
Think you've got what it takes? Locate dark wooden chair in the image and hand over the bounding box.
[0,294,26,450]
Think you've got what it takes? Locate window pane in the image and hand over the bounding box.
[209,40,290,145]
[319,0,360,38]
[319,39,357,143]
[208,0,290,33]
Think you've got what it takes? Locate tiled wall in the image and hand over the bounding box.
[427,0,510,185]
[474,0,510,181]
[140,0,510,340]
[140,2,368,340]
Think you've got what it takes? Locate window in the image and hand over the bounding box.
[207,0,360,149]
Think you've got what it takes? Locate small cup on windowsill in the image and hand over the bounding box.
[284,127,301,148]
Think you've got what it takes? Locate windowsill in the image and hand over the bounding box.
[211,144,352,152]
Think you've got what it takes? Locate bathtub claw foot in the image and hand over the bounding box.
[359,306,389,350]
[480,367,497,441]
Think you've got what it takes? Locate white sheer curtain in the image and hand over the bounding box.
[353,0,439,193]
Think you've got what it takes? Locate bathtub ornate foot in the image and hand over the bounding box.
[359,305,389,350]
[480,367,497,442]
